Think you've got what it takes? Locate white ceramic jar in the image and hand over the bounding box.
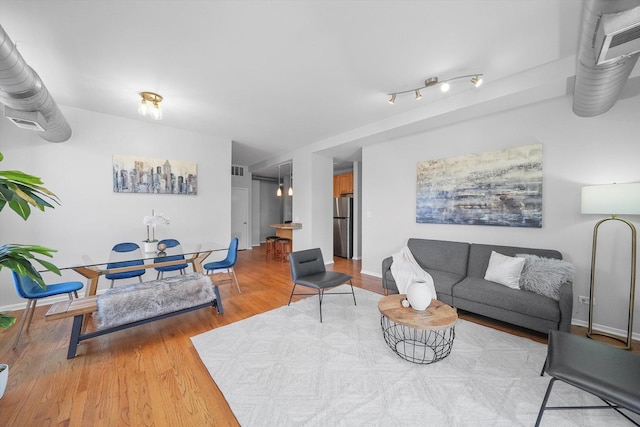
[0,364,8,399]
[406,280,433,311]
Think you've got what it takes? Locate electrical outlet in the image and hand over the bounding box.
[579,296,595,305]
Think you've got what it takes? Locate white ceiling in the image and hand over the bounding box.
[0,1,588,177]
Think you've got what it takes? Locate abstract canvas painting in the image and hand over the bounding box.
[416,144,542,227]
[113,154,197,195]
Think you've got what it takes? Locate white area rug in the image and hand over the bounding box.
[191,286,634,426]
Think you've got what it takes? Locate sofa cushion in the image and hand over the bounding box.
[427,268,466,297]
[467,243,562,279]
[407,238,470,277]
[453,276,560,322]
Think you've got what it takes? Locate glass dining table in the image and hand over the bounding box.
[61,241,228,298]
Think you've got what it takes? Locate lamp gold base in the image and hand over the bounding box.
[587,214,636,352]
[586,330,632,351]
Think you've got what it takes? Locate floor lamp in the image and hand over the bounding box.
[581,183,640,350]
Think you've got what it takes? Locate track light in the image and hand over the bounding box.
[387,73,483,104]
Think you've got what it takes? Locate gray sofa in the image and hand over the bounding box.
[381,238,573,334]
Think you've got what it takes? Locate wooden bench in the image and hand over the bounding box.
[46,278,223,359]
[536,330,640,426]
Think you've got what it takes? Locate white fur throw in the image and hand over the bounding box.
[94,273,215,330]
[516,254,574,301]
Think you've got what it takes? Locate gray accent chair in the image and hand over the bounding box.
[288,248,356,322]
[536,330,640,426]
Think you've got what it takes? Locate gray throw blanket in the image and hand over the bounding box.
[94,273,215,330]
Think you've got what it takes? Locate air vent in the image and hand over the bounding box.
[3,106,47,131]
[231,165,244,177]
[595,5,640,65]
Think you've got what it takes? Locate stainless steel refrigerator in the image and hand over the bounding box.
[333,197,353,258]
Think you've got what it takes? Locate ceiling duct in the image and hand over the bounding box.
[0,24,71,142]
[573,0,640,117]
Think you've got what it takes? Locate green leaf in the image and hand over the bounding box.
[0,313,16,329]
[0,170,45,185]
[33,258,61,275]
[8,197,30,220]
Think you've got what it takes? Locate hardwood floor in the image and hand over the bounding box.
[0,245,637,425]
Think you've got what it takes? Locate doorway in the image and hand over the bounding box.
[232,187,249,250]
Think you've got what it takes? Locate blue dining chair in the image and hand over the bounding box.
[105,242,146,288]
[204,238,240,293]
[11,271,83,348]
[154,238,189,279]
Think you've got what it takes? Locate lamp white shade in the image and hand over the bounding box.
[581,183,640,215]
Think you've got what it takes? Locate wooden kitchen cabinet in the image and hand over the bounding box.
[333,172,353,197]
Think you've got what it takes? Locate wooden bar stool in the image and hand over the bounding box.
[275,238,291,262]
[265,236,278,259]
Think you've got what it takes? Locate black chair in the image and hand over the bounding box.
[288,248,356,322]
[536,330,640,426]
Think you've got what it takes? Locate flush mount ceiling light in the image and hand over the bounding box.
[387,74,483,104]
[138,91,163,120]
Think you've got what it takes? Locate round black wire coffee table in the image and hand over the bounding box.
[378,295,457,364]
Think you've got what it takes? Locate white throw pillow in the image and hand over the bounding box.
[484,251,526,289]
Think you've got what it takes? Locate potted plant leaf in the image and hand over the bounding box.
[0,152,60,398]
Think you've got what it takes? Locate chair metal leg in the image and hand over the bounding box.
[540,356,547,376]
[110,280,115,288]
[13,299,35,348]
[535,378,556,427]
[318,289,323,323]
[287,283,297,306]
[230,268,241,293]
[349,280,357,306]
[25,299,38,332]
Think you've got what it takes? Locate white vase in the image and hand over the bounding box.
[143,241,157,253]
[406,281,433,311]
[0,364,8,399]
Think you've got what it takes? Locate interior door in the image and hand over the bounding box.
[231,187,249,250]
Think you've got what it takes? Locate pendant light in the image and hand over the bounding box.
[276,164,283,197]
[287,162,293,196]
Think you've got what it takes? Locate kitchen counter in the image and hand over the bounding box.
[270,223,302,240]
[269,223,302,230]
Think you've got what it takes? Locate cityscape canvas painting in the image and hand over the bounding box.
[416,144,543,227]
[113,154,198,195]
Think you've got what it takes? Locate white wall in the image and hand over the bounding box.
[0,106,231,310]
[362,93,640,338]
